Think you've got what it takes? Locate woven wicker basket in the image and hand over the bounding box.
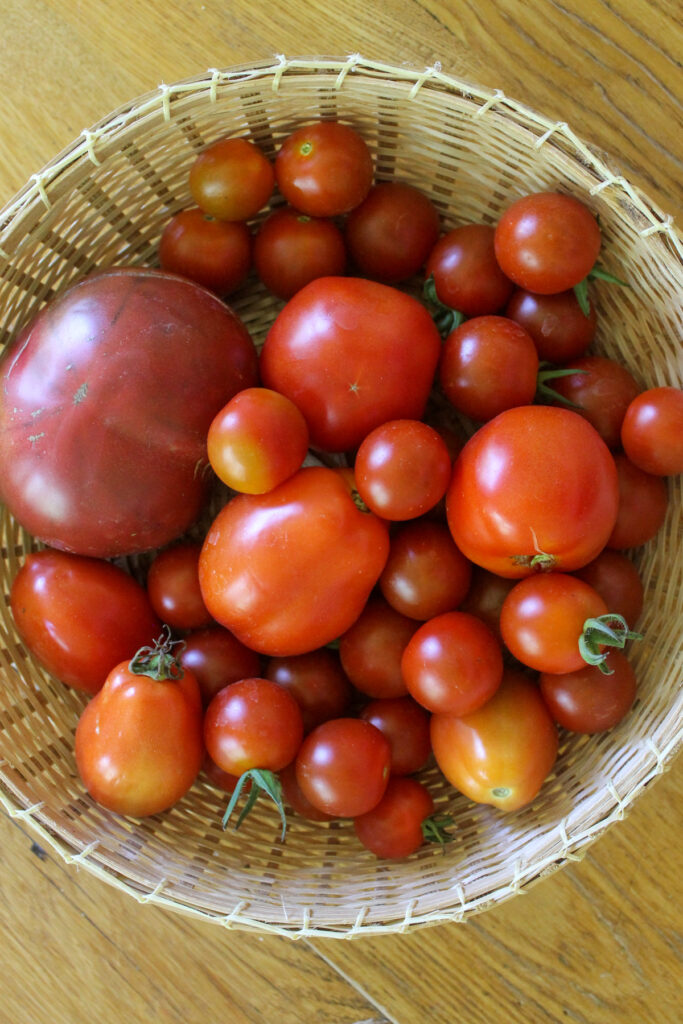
[0,56,681,939]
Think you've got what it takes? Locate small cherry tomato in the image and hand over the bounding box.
[459,567,517,643]
[359,696,432,776]
[607,453,669,549]
[253,207,346,299]
[620,386,683,476]
[504,288,596,362]
[146,542,213,631]
[295,717,391,817]
[279,761,337,821]
[345,182,440,283]
[430,670,559,811]
[158,208,251,295]
[207,387,309,494]
[179,625,262,707]
[264,649,353,733]
[353,777,439,859]
[338,596,417,699]
[425,223,514,316]
[546,355,641,450]
[539,650,637,733]
[401,610,504,715]
[275,121,374,217]
[379,519,473,621]
[189,137,275,221]
[355,419,452,521]
[494,192,601,294]
[573,550,644,626]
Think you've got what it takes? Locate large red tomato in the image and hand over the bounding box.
[0,268,258,557]
[446,406,620,577]
[259,277,442,452]
[199,466,390,656]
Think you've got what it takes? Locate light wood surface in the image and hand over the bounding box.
[0,2,681,1022]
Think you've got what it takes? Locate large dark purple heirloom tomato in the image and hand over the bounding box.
[0,267,258,557]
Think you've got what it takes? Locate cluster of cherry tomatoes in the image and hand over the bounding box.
[8,119,683,861]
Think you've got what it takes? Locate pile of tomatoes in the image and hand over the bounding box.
[3,119,683,861]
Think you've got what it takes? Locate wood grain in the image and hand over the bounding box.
[0,2,681,1022]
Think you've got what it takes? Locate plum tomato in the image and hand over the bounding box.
[439,315,539,422]
[264,649,354,733]
[158,207,251,295]
[259,276,442,452]
[620,386,683,476]
[504,288,596,362]
[354,419,452,521]
[401,610,504,716]
[446,405,620,577]
[10,549,161,695]
[189,136,275,221]
[539,650,637,733]
[353,777,439,859]
[494,192,602,294]
[198,466,390,656]
[573,550,644,626]
[146,542,213,631]
[179,625,261,707]
[338,595,418,699]
[379,519,473,621]
[207,387,309,494]
[253,206,346,300]
[359,696,432,776]
[430,670,559,812]
[345,182,440,283]
[607,453,669,549]
[295,717,391,817]
[425,223,514,316]
[545,355,641,450]
[274,121,374,217]
[74,634,204,816]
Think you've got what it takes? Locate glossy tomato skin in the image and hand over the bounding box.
[359,696,432,776]
[295,717,391,817]
[345,182,440,283]
[199,466,390,656]
[0,268,258,557]
[573,550,644,626]
[189,137,275,221]
[179,625,261,707]
[259,277,442,452]
[379,519,473,621]
[158,208,252,295]
[146,542,213,631]
[504,288,596,362]
[425,224,514,316]
[353,777,435,859]
[539,650,637,733]
[75,660,204,817]
[264,648,353,733]
[547,355,641,450]
[607,453,669,549]
[338,595,417,699]
[275,121,374,218]
[620,386,683,476]
[446,405,620,578]
[253,207,346,300]
[430,670,559,812]
[10,549,162,694]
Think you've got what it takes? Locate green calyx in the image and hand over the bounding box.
[128,625,185,681]
[579,614,643,675]
[421,813,455,849]
[222,768,288,842]
[535,362,589,409]
[423,275,466,338]
[573,264,630,317]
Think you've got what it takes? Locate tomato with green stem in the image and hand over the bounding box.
[425,224,514,322]
[544,355,641,449]
[353,777,452,859]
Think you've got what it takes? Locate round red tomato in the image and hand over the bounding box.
[573,550,644,626]
[353,777,437,859]
[264,649,353,733]
[338,595,417,699]
[345,182,440,283]
[158,207,252,295]
[199,466,390,656]
[494,192,601,294]
[607,453,669,549]
[74,637,204,817]
[446,405,620,577]
[0,268,258,557]
[425,223,514,316]
[275,121,374,217]
[539,650,637,733]
[179,625,261,707]
[620,386,683,476]
[10,549,161,694]
[295,717,391,817]
[359,696,432,776]
[430,670,559,811]
[189,137,274,221]
[504,288,596,362]
[379,519,473,621]
[253,206,346,299]
[259,276,442,452]
[146,542,213,631]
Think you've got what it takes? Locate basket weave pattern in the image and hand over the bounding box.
[0,56,681,938]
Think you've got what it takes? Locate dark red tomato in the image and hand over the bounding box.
[359,696,432,776]
[539,650,637,733]
[401,610,503,716]
[355,419,452,520]
[494,192,601,294]
[345,182,440,283]
[279,761,337,821]
[75,644,204,817]
[199,466,390,656]
[353,777,436,858]
[275,121,374,218]
[253,207,346,299]
[446,406,620,577]
[573,550,644,626]
[459,567,517,643]
[146,542,213,631]
[207,387,309,494]
[295,717,391,817]
[430,670,559,811]
[621,386,683,476]
[379,519,472,621]
[546,355,641,449]
[425,223,514,316]
[504,288,596,362]
[179,625,261,707]
[158,208,251,295]
[0,268,258,557]
[10,549,161,694]
[189,137,275,221]
[264,649,353,733]
[204,677,304,776]
[500,573,609,674]
[439,315,539,422]
[338,596,417,699]
[259,276,442,452]
[607,453,669,549]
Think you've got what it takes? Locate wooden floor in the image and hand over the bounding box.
[0,2,681,1021]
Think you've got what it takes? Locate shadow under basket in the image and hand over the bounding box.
[0,56,681,939]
